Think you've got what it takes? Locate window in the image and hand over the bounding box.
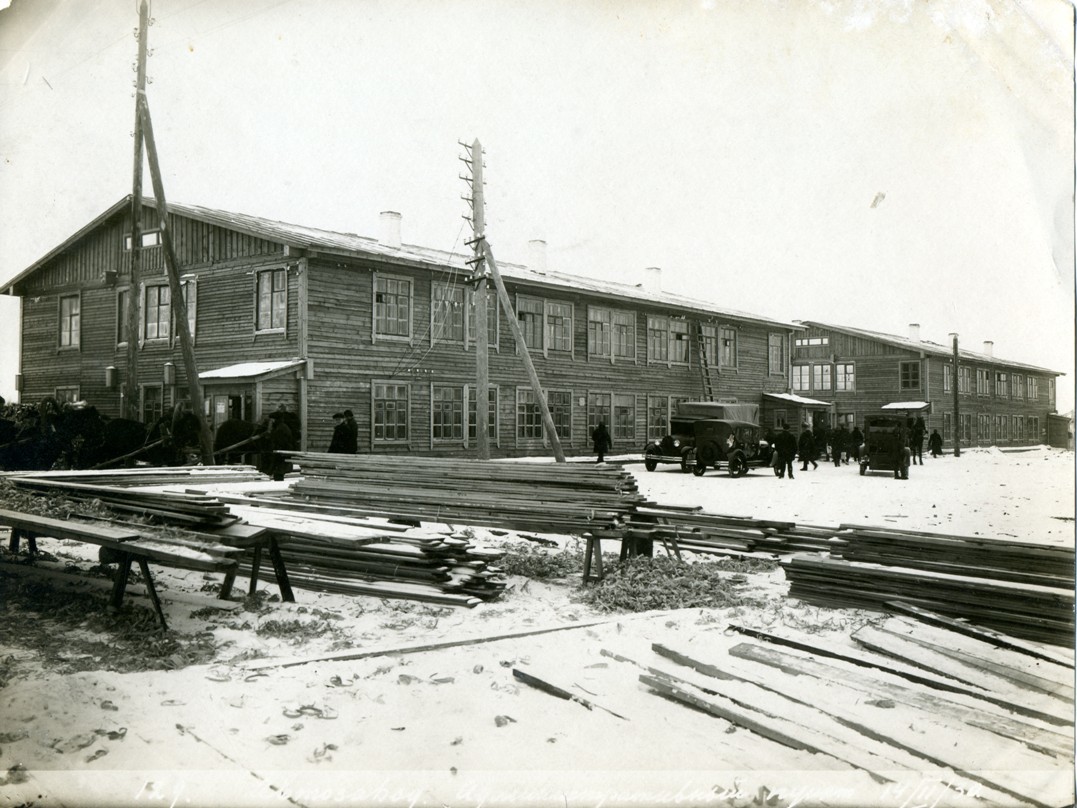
[647,396,669,441]
[719,327,737,368]
[587,392,611,437]
[1028,416,1040,442]
[772,409,787,430]
[1012,374,1023,399]
[467,386,499,445]
[116,290,130,346]
[517,297,544,351]
[466,287,499,348]
[547,390,572,440]
[612,312,635,360]
[516,388,543,440]
[546,302,573,353]
[1013,415,1022,442]
[374,275,411,339]
[647,317,669,363]
[943,412,952,443]
[142,385,163,424]
[995,372,1009,398]
[59,294,80,348]
[976,368,990,396]
[613,394,635,442]
[791,365,811,393]
[813,364,832,393]
[373,382,409,441]
[666,320,688,364]
[899,361,921,391]
[1027,376,1038,401]
[1048,378,1055,408]
[432,385,464,441]
[959,413,971,443]
[588,308,612,359]
[794,336,829,347]
[432,282,465,343]
[144,285,170,341]
[943,364,952,393]
[55,386,80,404]
[835,363,855,392]
[958,366,971,395]
[978,414,991,443]
[994,415,1007,442]
[700,324,717,366]
[257,269,287,332]
[124,230,161,250]
[768,333,785,375]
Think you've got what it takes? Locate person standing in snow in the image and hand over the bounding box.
[774,423,798,479]
[592,421,612,463]
[798,426,817,471]
[929,428,943,458]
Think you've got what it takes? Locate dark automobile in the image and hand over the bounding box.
[859,414,911,479]
[643,399,773,478]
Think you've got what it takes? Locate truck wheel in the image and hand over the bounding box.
[728,456,748,478]
[644,455,658,472]
[692,462,706,477]
[680,453,690,473]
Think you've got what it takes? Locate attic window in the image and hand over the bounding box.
[124,230,162,250]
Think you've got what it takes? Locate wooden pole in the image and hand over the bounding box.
[136,93,216,465]
[951,333,961,458]
[471,139,490,459]
[480,239,566,462]
[124,0,149,420]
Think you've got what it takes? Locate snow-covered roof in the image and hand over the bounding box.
[799,320,1063,376]
[200,359,306,381]
[881,401,931,411]
[763,392,831,407]
[3,196,801,331]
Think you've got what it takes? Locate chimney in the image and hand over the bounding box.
[908,323,921,342]
[983,340,994,358]
[644,266,662,294]
[528,239,547,273]
[379,211,402,249]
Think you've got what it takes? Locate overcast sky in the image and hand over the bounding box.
[0,0,1073,410]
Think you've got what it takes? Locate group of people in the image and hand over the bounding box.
[328,409,359,454]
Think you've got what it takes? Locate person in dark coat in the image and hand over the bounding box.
[831,423,847,467]
[774,423,797,479]
[849,425,864,464]
[328,412,349,453]
[798,426,817,471]
[342,409,359,453]
[929,428,943,458]
[815,422,830,461]
[257,411,295,481]
[592,422,612,463]
[910,415,926,465]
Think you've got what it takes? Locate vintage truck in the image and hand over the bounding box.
[642,401,774,478]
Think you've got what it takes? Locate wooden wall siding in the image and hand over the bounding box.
[301,258,793,456]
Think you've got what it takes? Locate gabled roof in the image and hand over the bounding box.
[3,196,801,330]
[799,320,1064,376]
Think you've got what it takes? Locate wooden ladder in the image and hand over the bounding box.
[697,325,715,400]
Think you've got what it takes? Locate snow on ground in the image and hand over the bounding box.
[0,447,1073,808]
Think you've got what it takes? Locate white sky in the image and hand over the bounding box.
[0,0,1073,409]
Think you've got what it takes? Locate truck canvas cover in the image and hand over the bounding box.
[675,401,760,424]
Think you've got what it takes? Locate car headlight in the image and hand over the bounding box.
[673,439,680,448]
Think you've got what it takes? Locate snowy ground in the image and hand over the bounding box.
[0,447,1073,808]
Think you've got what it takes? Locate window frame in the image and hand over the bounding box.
[515,294,545,353]
[1012,374,1023,400]
[1027,376,1039,401]
[116,288,130,347]
[58,293,81,350]
[545,300,574,356]
[143,283,171,343]
[647,395,671,441]
[719,326,738,370]
[791,364,811,393]
[123,230,162,250]
[54,385,80,404]
[431,384,465,442]
[668,319,690,366]
[515,386,544,442]
[466,384,500,447]
[835,362,855,392]
[372,272,413,342]
[976,368,990,397]
[898,360,921,391]
[465,286,500,350]
[546,388,573,443]
[812,363,832,394]
[372,381,410,443]
[942,363,952,394]
[141,383,164,424]
[255,267,288,334]
[587,391,612,439]
[647,316,670,364]
[431,280,466,345]
[587,306,612,360]
[994,371,1009,398]
[768,333,786,376]
[958,365,971,395]
[612,393,636,443]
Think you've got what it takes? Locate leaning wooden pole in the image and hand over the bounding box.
[123,0,150,420]
[480,239,566,462]
[136,92,216,465]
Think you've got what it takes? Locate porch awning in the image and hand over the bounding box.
[200,359,306,382]
[881,401,931,412]
[763,392,830,407]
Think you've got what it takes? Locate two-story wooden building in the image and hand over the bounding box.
[3,196,807,457]
[790,321,1062,448]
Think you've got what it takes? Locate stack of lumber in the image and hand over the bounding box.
[227,504,506,607]
[288,453,645,534]
[781,525,1075,645]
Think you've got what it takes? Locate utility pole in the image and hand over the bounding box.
[124,0,149,420]
[136,91,215,465]
[951,332,961,458]
[461,139,490,459]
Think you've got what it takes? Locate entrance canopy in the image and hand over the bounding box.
[199,359,306,383]
[763,392,830,408]
[881,401,931,412]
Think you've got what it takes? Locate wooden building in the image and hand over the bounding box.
[3,197,805,457]
[791,321,1062,448]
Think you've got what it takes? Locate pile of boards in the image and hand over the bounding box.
[781,525,1075,646]
[288,453,645,534]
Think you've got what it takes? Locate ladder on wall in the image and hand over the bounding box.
[697,325,715,400]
